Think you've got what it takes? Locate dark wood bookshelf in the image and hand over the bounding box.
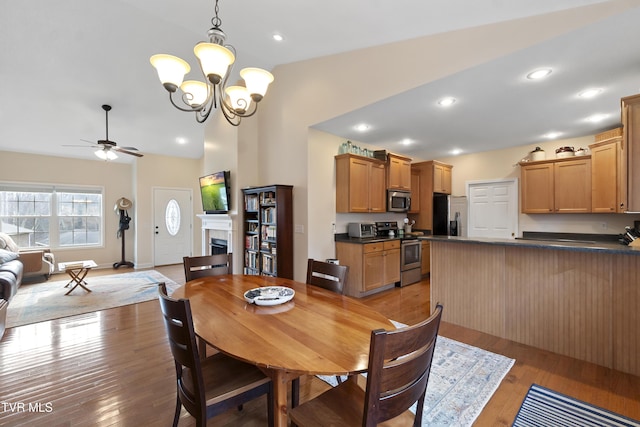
[242,185,293,279]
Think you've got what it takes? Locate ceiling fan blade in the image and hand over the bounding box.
[119,146,139,151]
[113,146,144,157]
[64,144,100,148]
[80,139,97,144]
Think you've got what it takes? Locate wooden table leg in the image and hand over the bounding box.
[260,368,298,427]
[64,268,92,295]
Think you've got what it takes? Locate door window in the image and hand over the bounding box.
[165,199,181,236]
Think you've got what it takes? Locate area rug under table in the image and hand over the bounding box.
[6,270,179,328]
[513,384,640,427]
[318,321,515,426]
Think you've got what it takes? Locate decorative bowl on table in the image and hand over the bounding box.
[244,286,295,306]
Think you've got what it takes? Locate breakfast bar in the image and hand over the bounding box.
[424,235,640,377]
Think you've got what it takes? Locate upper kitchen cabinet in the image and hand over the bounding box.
[433,162,452,194]
[408,160,453,229]
[622,94,640,212]
[589,128,626,213]
[387,153,412,190]
[336,153,386,213]
[520,157,591,213]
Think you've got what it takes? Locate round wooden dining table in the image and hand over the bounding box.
[171,274,394,427]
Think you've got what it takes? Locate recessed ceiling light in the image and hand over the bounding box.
[526,68,552,80]
[586,113,609,123]
[272,33,284,42]
[543,131,562,139]
[176,137,187,145]
[401,138,413,146]
[578,88,602,99]
[450,148,463,155]
[438,97,456,107]
[354,123,370,132]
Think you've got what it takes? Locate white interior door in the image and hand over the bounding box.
[154,188,192,266]
[467,179,518,239]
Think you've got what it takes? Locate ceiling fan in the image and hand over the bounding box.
[67,105,143,159]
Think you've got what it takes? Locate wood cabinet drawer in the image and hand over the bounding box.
[383,240,400,250]
[364,243,383,253]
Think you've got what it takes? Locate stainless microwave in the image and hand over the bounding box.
[388,190,411,212]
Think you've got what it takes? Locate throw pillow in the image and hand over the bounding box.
[0,248,19,263]
[0,232,20,252]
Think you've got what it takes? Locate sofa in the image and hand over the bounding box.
[0,232,54,339]
[0,249,23,339]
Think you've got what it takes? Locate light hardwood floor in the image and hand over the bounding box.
[0,265,638,426]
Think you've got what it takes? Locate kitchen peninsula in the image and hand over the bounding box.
[424,235,640,376]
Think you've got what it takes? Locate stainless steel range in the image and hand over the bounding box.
[375,221,422,287]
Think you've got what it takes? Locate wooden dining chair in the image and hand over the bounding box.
[183,253,232,281]
[291,259,351,410]
[158,283,274,427]
[305,258,349,294]
[289,304,444,427]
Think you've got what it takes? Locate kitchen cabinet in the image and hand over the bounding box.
[408,168,421,213]
[433,162,452,194]
[335,154,386,213]
[590,128,625,213]
[336,240,400,298]
[407,160,453,230]
[421,240,430,276]
[622,94,640,212]
[387,153,412,190]
[520,157,591,213]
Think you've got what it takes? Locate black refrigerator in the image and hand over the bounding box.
[433,193,449,235]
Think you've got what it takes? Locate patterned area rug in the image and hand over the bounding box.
[6,270,179,328]
[318,321,515,426]
[513,384,640,427]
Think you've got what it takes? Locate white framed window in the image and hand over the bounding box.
[0,182,104,249]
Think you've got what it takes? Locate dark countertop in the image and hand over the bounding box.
[419,235,640,255]
[334,231,430,244]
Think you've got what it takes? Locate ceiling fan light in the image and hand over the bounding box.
[240,67,274,101]
[150,54,191,92]
[194,42,235,84]
[180,80,209,107]
[94,149,118,161]
[225,85,252,114]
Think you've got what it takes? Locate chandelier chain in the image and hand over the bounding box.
[211,0,222,29]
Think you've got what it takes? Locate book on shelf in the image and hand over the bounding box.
[245,195,259,211]
[261,225,277,240]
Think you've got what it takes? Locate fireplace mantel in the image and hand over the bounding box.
[197,214,236,256]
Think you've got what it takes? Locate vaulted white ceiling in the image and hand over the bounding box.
[1,0,638,162]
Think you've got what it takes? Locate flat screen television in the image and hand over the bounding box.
[199,171,231,214]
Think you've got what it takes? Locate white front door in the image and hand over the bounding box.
[467,179,518,239]
[153,188,192,266]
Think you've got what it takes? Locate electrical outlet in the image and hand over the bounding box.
[601,222,607,230]
[295,224,304,233]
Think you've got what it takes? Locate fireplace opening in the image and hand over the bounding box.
[211,238,228,255]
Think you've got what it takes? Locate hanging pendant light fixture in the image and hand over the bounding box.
[150,0,274,126]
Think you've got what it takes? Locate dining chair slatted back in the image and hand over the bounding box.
[305,259,349,294]
[158,282,208,424]
[158,283,274,427]
[363,303,443,426]
[289,303,443,427]
[183,254,232,281]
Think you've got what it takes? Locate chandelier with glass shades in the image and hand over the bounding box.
[150,0,274,126]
